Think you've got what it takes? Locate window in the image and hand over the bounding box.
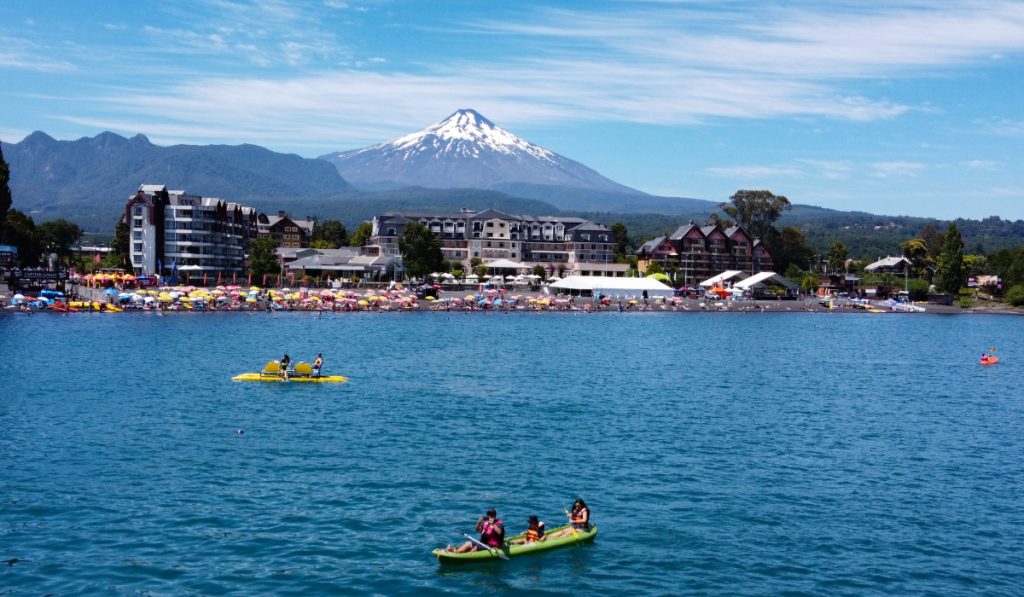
[133,205,143,216]
[133,243,143,252]
[133,231,142,240]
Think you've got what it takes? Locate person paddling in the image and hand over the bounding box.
[312,353,323,378]
[447,508,504,553]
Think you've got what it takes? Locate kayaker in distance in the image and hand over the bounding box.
[446,508,504,553]
[509,515,545,545]
[312,353,323,378]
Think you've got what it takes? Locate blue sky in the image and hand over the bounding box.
[2,0,1023,219]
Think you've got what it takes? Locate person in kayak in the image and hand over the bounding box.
[510,515,545,544]
[549,498,592,538]
[447,508,504,553]
[312,353,323,378]
[280,354,291,380]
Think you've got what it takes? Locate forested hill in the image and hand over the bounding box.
[575,207,1024,258]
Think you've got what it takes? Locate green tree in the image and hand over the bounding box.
[2,209,40,265]
[769,226,813,272]
[644,260,664,275]
[349,221,372,247]
[310,239,334,249]
[110,218,130,269]
[801,271,819,294]
[716,189,792,240]
[532,264,546,279]
[919,224,945,261]
[963,254,987,278]
[827,240,848,273]
[470,256,483,269]
[249,237,280,280]
[397,221,443,281]
[1005,285,1024,307]
[907,278,930,301]
[314,219,347,248]
[610,222,629,260]
[936,222,964,293]
[0,141,11,239]
[36,219,82,269]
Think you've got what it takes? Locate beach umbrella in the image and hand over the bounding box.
[104,288,119,295]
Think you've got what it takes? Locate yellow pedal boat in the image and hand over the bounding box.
[233,361,348,383]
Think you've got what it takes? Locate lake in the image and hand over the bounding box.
[1,311,1022,595]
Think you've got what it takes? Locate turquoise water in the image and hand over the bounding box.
[2,311,1022,595]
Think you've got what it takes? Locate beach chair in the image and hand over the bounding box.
[293,362,313,378]
[261,360,282,378]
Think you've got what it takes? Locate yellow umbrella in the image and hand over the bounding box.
[358,300,369,307]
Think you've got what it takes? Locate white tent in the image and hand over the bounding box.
[484,258,530,270]
[733,271,799,291]
[548,275,675,298]
[699,270,746,287]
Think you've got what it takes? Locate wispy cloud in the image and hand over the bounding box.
[798,159,854,180]
[961,160,1003,171]
[23,1,1024,151]
[706,164,804,179]
[871,161,927,178]
[976,118,1024,137]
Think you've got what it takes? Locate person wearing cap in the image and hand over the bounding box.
[446,508,505,553]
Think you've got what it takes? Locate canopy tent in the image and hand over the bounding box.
[484,258,530,271]
[733,271,799,291]
[548,275,675,298]
[699,270,747,287]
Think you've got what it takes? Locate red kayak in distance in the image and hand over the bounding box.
[981,357,999,365]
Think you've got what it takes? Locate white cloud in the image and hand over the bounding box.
[870,161,927,178]
[706,165,803,178]
[961,160,1002,171]
[798,159,854,180]
[976,118,1024,137]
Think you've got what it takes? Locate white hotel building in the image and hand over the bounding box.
[126,184,260,278]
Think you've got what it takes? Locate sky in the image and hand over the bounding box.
[1,0,1023,220]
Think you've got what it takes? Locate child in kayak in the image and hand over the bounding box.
[447,508,504,553]
[510,515,545,544]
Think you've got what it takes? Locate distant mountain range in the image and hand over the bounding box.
[3,131,353,230]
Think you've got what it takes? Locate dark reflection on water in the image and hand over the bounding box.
[1,311,1023,594]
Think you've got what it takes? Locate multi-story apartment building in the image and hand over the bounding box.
[638,221,774,285]
[126,184,259,278]
[369,209,621,274]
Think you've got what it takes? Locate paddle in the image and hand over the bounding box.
[564,507,579,539]
[463,533,509,560]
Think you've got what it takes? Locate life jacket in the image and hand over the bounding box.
[480,519,504,547]
[526,522,544,542]
[571,508,588,528]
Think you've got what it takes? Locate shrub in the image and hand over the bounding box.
[958,296,973,308]
[907,278,930,301]
[1005,285,1024,307]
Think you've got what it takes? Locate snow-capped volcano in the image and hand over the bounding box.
[319,109,641,194]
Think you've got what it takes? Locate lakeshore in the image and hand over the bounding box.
[3,279,1021,316]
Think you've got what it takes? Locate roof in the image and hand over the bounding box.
[734,271,799,290]
[637,235,666,255]
[484,258,530,270]
[669,223,701,240]
[699,270,747,287]
[139,184,167,193]
[865,256,912,271]
[548,275,675,297]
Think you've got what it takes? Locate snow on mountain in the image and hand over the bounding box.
[319,109,642,194]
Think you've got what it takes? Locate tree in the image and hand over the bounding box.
[936,221,964,293]
[827,241,848,273]
[532,264,546,279]
[768,226,813,272]
[314,219,347,248]
[963,254,987,278]
[610,222,629,261]
[2,209,41,265]
[716,189,791,240]
[645,260,664,275]
[900,237,934,280]
[397,221,443,280]
[36,219,82,269]
[0,141,11,240]
[310,239,333,249]
[110,218,130,269]
[249,237,280,280]
[349,221,372,247]
[919,224,945,261]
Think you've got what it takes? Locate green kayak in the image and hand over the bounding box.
[432,524,597,564]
